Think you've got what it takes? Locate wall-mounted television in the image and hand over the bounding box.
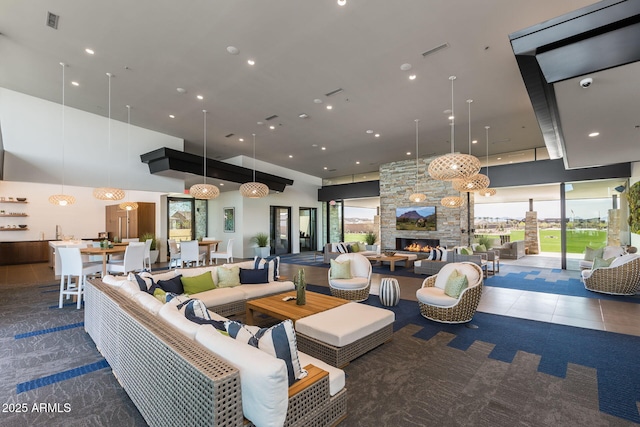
[396,206,436,231]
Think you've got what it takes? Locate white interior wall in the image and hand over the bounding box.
[0,180,167,242]
[0,88,184,192]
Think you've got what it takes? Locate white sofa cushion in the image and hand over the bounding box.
[609,253,639,268]
[295,302,394,347]
[191,286,246,308]
[434,263,480,290]
[297,352,345,397]
[238,281,295,299]
[195,325,288,427]
[158,302,201,339]
[132,291,164,315]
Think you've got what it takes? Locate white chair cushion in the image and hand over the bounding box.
[329,277,369,290]
[191,286,246,308]
[416,286,459,307]
[295,302,394,347]
[609,253,639,268]
[298,352,345,397]
[195,325,288,427]
[603,246,625,259]
[579,259,594,270]
[434,263,480,290]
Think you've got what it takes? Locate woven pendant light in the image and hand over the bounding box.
[409,119,427,203]
[94,72,125,201]
[478,126,497,197]
[441,195,465,208]
[119,105,138,211]
[428,76,481,181]
[240,134,269,198]
[49,63,76,206]
[190,110,220,200]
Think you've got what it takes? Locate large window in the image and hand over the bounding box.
[168,197,208,242]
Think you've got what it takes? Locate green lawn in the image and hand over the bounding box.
[482,229,607,253]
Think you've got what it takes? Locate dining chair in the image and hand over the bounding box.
[210,239,234,264]
[180,240,206,267]
[143,239,153,270]
[106,242,145,275]
[202,236,219,253]
[58,247,102,309]
[121,238,140,243]
[168,239,182,268]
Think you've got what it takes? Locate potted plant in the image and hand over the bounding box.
[251,232,271,257]
[140,232,159,264]
[364,231,378,251]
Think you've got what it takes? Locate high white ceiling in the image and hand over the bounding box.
[2,0,634,191]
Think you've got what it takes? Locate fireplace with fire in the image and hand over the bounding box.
[396,238,441,253]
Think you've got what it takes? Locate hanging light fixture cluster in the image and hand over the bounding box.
[94,72,125,201]
[49,62,76,206]
[190,110,220,200]
[119,105,139,211]
[240,133,269,198]
[479,126,497,197]
[409,119,427,203]
[452,99,490,193]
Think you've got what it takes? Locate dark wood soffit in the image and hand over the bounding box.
[140,147,294,193]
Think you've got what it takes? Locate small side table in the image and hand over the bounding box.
[379,278,400,306]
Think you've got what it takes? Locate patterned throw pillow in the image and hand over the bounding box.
[330,259,352,279]
[225,319,307,386]
[254,256,280,281]
[444,269,469,299]
[179,299,227,332]
[217,266,241,288]
[592,256,615,269]
[336,243,348,254]
[429,248,443,261]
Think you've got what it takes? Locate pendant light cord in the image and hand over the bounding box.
[106,73,113,186]
[449,76,456,153]
[203,110,207,184]
[415,119,419,184]
[126,105,131,199]
[485,126,490,177]
[60,62,66,191]
[467,99,473,155]
[252,133,257,181]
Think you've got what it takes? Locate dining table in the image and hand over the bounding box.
[80,246,127,277]
[198,240,222,264]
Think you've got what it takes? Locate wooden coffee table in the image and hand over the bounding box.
[366,254,412,271]
[245,291,349,326]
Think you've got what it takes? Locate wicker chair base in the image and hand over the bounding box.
[329,283,371,302]
[297,323,393,368]
[417,269,483,324]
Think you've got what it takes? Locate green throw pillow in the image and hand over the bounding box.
[444,269,469,299]
[460,247,473,255]
[351,243,360,253]
[217,266,241,288]
[181,272,216,294]
[330,259,352,279]
[592,256,615,269]
[584,246,604,262]
[476,244,487,252]
[153,288,167,302]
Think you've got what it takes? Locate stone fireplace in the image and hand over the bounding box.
[396,238,440,252]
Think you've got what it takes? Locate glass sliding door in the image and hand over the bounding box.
[168,197,194,242]
[271,206,291,255]
[299,208,317,252]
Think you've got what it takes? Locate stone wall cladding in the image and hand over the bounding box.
[524,211,540,254]
[379,156,472,250]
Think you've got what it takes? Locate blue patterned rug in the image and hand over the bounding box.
[307,284,640,424]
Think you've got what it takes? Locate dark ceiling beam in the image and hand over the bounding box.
[509,0,640,166]
[140,147,294,193]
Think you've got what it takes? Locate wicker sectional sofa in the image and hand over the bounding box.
[85,265,348,427]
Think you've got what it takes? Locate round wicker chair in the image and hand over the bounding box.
[581,254,640,295]
[416,262,483,324]
[328,253,372,302]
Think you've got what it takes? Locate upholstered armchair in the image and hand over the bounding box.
[328,253,372,302]
[416,262,483,324]
[496,240,525,259]
[581,254,640,295]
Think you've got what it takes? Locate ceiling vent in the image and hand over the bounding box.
[225,133,234,138]
[325,88,344,97]
[422,43,449,57]
[46,12,59,29]
[265,115,278,121]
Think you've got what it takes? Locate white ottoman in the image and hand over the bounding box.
[295,302,395,367]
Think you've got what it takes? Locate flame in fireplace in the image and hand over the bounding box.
[404,243,432,253]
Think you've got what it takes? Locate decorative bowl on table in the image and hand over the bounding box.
[383,251,396,257]
[16,198,27,202]
[18,224,27,228]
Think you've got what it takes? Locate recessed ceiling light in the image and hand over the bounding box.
[220,183,224,186]
[497,157,502,160]
[289,155,293,158]
[406,152,411,156]
[197,95,204,100]
[257,121,264,125]
[409,74,417,80]
[324,166,328,170]
[366,130,374,134]
[337,0,346,5]
[448,115,454,120]
[588,132,600,137]
[85,48,95,55]
[176,87,187,94]
[312,144,318,147]
[226,46,239,55]
[247,59,255,66]
[321,147,326,150]
[326,105,333,110]
[374,133,380,138]
[269,125,275,130]
[313,98,323,104]
[356,161,360,164]
[169,114,175,119]
[472,139,478,144]
[71,81,79,86]
[239,138,244,142]
[400,63,412,71]
[298,113,309,119]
